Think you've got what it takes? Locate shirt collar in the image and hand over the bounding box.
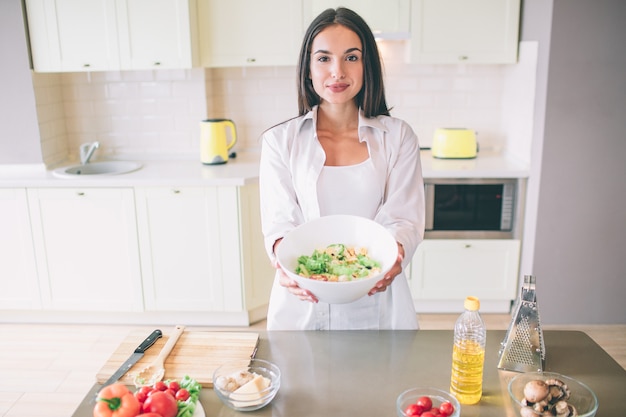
[296,105,389,138]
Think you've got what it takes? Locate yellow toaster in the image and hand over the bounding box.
[431,128,477,159]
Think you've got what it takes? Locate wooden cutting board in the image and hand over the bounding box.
[96,329,259,387]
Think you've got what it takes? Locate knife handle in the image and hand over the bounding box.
[134,329,163,353]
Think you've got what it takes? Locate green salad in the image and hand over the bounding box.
[296,244,381,282]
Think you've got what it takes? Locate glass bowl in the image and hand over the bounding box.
[396,387,461,417]
[212,358,280,412]
[508,371,598,417]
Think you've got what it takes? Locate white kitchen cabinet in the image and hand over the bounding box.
[135,184,273,317]
[410,0,521,64]
[0,189,40,309]
[116,0,199,69]
[27,188,143,311]
[197,0,303,67]
[25,0,198,72]
[305,0,411,38]
[25,0,120,72]
[410,239,520,312]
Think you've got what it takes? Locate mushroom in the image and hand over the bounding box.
[554,401,578,417]
[520,405,542,417]
[524,380,550,403]
[546,379,571,403]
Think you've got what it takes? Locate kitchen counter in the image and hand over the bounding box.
[72,330,626,417]
[0,152,263,187]
[0,150,529,187]
[420,149,530,179]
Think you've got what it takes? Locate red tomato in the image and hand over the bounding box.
[404,403,424,416]
[439,401,455,416]
[137,414,163,417]
[416,396,433,411]
[175,388,190,401]
[142,391,178,417]
[139,386,153,396]
[167,381,180,392]
[134,391,147,403]
[164,388,176,398]
[421,412,438,417]
[153,381,168,391]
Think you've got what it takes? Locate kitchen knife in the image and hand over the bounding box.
[98,329,162,392]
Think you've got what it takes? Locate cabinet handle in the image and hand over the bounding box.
[172,189,181,194]
[77,192,85,196]
[153,62,161,66]
[464,244,472,248]
[458,56,468,61]
[83,63,91,68]
[246,58,256,63]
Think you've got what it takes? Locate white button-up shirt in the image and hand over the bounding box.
[259,106,425,330]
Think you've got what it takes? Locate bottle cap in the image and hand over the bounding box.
[464,296,480,311]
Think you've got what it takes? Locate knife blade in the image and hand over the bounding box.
[98,329,162,391]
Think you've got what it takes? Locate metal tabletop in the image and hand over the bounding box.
[73,330,626,417]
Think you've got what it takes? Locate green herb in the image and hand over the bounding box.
[296,244,381,281]
[177,375,202,417]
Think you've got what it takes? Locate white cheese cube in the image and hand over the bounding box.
[230,374,270,407]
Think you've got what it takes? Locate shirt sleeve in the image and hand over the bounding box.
[374,119,425,266]
[259,125,305,263]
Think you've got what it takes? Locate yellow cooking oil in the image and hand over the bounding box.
[450,340,485,404]
[449,296,486,405]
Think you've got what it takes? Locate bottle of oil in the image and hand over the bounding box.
[449,296,486,405]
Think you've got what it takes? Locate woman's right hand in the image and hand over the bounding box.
[273,238,319,303]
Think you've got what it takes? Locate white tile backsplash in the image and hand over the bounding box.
[33,42,537,166]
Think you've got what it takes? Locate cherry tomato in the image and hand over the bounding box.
[153,381,168,391]
[175,388,190,401]
[416,396,433,411]
[137,414,163,417]
[439,401,455,416]
[142,390,178,417]
[134,391,147,404]
[164,388,176,398]
[404,403,424,416]
[167,381,180,392]
[421,412,438,417]
[139,386,153,396]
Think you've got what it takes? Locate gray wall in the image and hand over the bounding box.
[0,0,42,164]
[532,0,626,324]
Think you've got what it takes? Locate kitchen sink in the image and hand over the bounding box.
[53,161,142,178]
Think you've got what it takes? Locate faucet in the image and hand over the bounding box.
[80,141,100,164]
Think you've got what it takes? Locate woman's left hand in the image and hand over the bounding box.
[368,242,404,296]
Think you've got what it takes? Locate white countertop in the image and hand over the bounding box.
[0,149,529,187]
[0,151,262,187]
[420,149,530,179]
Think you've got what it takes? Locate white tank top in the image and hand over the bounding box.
[317,158,381,218]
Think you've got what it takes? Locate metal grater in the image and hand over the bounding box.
[497,275,546,372]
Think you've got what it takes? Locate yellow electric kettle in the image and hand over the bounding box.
[200,119,237,165]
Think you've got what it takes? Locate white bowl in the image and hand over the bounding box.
[275,215,398,304]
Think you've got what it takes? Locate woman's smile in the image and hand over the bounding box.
[327,82,350,93]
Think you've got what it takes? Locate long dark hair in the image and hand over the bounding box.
[296,7,390,118]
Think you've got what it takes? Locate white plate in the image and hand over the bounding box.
[194,402,205,417]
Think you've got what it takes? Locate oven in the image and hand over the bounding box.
[424,178,525,239]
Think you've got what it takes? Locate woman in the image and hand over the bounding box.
[259,7,425,330]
